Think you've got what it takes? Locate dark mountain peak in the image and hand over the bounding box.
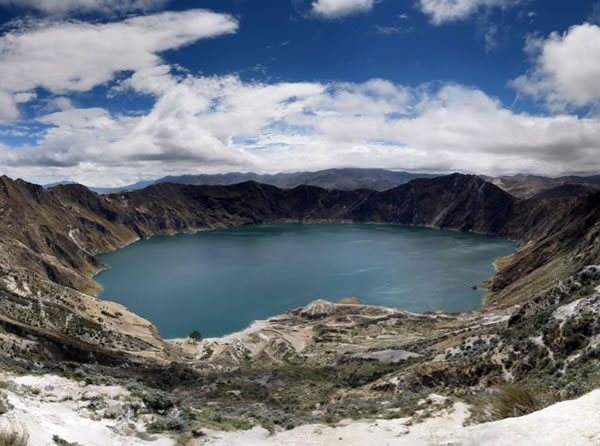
[0,175,46,203]
[392,172,490,192]
[43,180,80,188]
[371,173,517,234]
[48,182,97,202]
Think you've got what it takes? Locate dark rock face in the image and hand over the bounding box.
[351,174,517,235]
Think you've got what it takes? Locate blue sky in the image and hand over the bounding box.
[0,0,600,186]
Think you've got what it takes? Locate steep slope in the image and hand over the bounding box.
[350,174,516,235]
[489,191,600,302]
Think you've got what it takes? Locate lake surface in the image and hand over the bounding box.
[95,224,516,339]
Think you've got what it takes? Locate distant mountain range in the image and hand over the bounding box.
[43,179,156,193]
[43,169,600,199]
[489,174,600,199]
[43,168,440,193]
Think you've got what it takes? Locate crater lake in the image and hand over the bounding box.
[95,224,517,338]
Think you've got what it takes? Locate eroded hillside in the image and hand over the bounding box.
[0,173,600,440]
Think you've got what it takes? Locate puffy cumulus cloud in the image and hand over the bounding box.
[4,75,600,186]
[512,24,600,110]
[311,0,374,19]
[418,0,518,24]
[0,92,19,121]
[0,9,238,121]
[0,0,165,15]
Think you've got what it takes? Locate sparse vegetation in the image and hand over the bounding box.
[134,432,157,441]
[200,346,214,360]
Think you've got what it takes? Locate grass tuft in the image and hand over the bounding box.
[0,425,29,446]
[490,383,541,420]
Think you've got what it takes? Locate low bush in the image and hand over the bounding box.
[140,389,175,412]
[146,416,187,433]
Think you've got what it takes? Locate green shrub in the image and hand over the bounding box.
[134,432,157,441]
[146,416,187,433]
[577,286,595,297]
[51,435,81,446]
[200,347,214,360]
[490,383,541,420]
[141,390,175,412]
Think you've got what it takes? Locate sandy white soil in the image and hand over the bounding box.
[1,373,599,446]
[0,374,174,446]
[201,391,600,446]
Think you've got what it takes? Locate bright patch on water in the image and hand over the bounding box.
[95,224,516,338]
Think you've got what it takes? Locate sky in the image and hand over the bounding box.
[1,1,600,186]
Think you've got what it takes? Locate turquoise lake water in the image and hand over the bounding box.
[95,224,517,339]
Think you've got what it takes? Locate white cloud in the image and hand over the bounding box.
[0,9,238,122]
[13,92,37,103]
[511,24,600,110]
[4,74,600,185]
[0,92,19,120]
[418,0,518,24]
[375,25,412,36]
[1,10,598,184]
[311,0,374,19]
[46,96,74,111]
[0,0,165,15]
[484,24,498,52]
[0,10,237,95]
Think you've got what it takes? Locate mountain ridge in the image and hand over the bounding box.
[42,168,600,199]
[43,168,440,193]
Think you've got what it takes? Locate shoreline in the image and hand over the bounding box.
[87,220,519,342]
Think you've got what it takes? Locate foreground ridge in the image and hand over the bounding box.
[0,370,599,445]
